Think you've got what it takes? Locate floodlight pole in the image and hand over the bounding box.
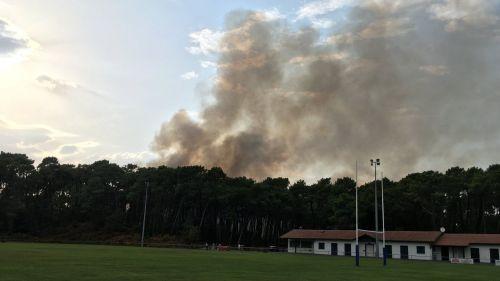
[381,172,387,266]
[371,159,380,259]
[355,160,359,266]
[141,181,149,248]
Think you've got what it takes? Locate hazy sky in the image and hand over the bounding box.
[0,0,300,165]
[1,1,499,182]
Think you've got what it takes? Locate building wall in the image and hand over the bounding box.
[313,240,354,256]
[286,238,500,264]
[433,245,500,263]
[288,239,433,260]
[378,242,433,260]
[468,244,500,263]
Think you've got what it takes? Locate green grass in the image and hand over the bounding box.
[0,242,498,281]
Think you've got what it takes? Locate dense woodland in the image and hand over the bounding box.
[0,151,499,246]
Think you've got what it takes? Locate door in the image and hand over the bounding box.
[490,248,499,264]
[365,244,374,257]
[400,245,409,260]
[470,248,480,263]
[385,245,393,258]
[441,247,449,261]
[331,243,338,256]
[344,244,351,256]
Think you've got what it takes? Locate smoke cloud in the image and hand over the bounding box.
[153,1,500,182]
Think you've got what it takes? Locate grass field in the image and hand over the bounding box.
[0,243,498,281]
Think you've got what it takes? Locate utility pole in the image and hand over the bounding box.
[141,181,149,247]
[370,159,380,258]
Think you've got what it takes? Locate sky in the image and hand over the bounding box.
[0,0,296,165]
[1,1,500,182]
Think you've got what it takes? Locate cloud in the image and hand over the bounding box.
[297,0,352,20]
[0,18,37,70]
[0,117,76,140]
[419,65,449,76]
[311,18,335,29]
[186,28,224,55]
[200,60,217,68]
[0,117,104,164]
[429,0,498,32]
[259,8,286,21]
[59,145,78,155]
[180,71,199,80]
[0,117,76,157]
[102,151,155,164]
[34,141,99,159]
[37,75,78,93]
[36,75,104,97]
[0,19,28,54]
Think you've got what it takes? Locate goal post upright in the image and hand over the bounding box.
[382,171,387,266]
[355,160,359,267]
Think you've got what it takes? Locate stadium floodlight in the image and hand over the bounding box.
[370,159,380,259]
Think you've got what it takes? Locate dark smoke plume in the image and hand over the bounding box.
[153,1,500,182]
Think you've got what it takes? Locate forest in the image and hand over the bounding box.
[0,151,499,246]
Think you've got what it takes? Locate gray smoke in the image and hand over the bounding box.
[153,1,500,182]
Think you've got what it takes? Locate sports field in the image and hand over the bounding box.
[0,243,497,281]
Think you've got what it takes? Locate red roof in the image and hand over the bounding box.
[435,234,500,246]
[281,229,357,240]
[281,229,441,243]
[281,229,500,246]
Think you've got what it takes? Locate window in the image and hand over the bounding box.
[417,246,426,254]
[290,240,299,247]
[318,242,325,250]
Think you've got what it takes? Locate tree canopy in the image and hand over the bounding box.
[0,151,499,245]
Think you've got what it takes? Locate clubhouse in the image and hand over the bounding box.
[281,229,500,264]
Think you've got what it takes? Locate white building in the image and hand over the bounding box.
[281,229,500,264]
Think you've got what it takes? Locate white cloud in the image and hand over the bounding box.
[200,60,217,68]
[0,117,77,140]
[419,65,449,76]
[297,0,352,20]
[102,151,155,164]
[0,117,104,163]
[37,75,103,97]
[186,28,224,55]
[37,75,78,92]
[259,8,286,21]
[23,139,100,162]
[42,141,99,158]
[180,71,199,80]
[429,0,498,32]
[0,18,38,71]
[311,18,335,29]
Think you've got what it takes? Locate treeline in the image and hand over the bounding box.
[0,151,499,246]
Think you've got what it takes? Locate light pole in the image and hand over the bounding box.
[381,171,387,266]
[370,158,380,259]
[141,181,149,247]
